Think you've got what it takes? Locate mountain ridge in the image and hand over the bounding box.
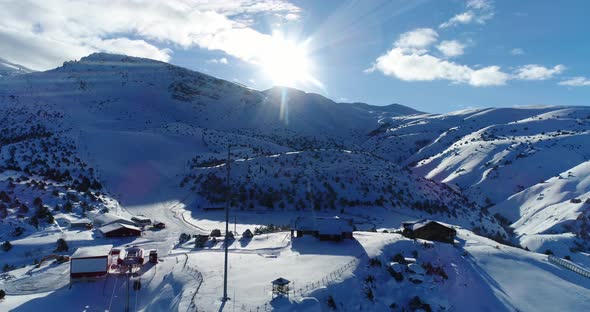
[0,57,34,77]
[0,52,588,256]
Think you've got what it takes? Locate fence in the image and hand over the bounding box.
[241,256,363,312]
[548,255,590,278]
[287,258,360,299]
[238,236,399,311]
[179,254,204,312]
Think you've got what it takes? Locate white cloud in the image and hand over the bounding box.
[395,28,438,52]
[515,64,565,80]
[440,0,494,28]
[367,47,508,86]
[369,1,568,88]
[207,57,229,64]
[367,27,508,86]
[469,66,509,86]
[89,38,172,62]
[190,0,300,17]
[367,26,536,87]
[467,0,493,10]
[0,0,301,70]
[440,12,475,28]
[437,40,466,58]
[284,13,300,21]
[368,46,564,86]
[511,48,525,55]
[558,76,590,87]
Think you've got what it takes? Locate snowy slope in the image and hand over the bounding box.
[182,149,502,234]
[413,107,590,205]
[4,229,590,312]
[0,52,483,223]
[2,52,590,311]
[289,229,590,312]
[361,106,590,251]
[491,160,590,254]
[1,52,588,250]
[0,57,34,77]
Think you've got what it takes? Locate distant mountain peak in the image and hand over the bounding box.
[348,101,424,116]
[0,57,35,77]
[78,52,164,64]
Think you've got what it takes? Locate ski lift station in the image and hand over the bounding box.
[70,244,113,280]
[70,245,153,281]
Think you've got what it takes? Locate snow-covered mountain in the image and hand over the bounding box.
[1,53,590,311]
[362,106,590,253]
[2,53,590,251]
[0,53,504,235]
[0,57,34,77]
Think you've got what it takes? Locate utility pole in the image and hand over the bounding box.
[223,145,231,302]
[126,272,130,312]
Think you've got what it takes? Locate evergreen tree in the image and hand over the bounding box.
[29,216,39,229]
[1,241,11,252]
[55,238,68,252]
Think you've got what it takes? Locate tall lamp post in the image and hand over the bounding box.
[223,145,231,302]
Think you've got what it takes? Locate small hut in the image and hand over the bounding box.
[271,277,291,298]
[402,219,456,244]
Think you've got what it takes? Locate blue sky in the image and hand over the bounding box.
[1,0,589,113]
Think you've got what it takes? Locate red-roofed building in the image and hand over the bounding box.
[99,223,142,238]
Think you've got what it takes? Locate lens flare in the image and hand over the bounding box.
[259,32,321,89]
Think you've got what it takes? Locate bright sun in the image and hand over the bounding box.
[260,33,318,88]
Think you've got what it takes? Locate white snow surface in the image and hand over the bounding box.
[71,244,112,258]
[1,53,590,311]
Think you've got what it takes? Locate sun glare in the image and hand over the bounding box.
[260,33,319,88]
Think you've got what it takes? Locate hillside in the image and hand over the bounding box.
[1,53,590,311]
[491,160,590,255]
[0,52,505,239]
[0,57,34,77]
[362,106,590,252]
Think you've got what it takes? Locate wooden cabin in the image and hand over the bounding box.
[402,219,456,244]
[291,216,354,241]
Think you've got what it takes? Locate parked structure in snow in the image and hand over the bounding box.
[152,220,166,229]
[69,218,93,230]
[122,246,145,265]
[70,244,113,280]
[99,223,142,238]
[57,217,93,230]
[291,216,354,241]
[149,250,158,264]
[401,219,456,244]
[92,212,137,227]
[131,216,151,226]
[271,277,291,298]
